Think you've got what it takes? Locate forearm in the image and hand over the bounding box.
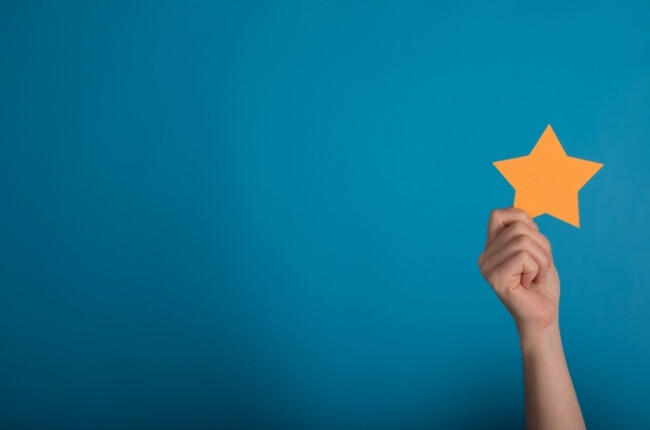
[519,323,585,430]
[479,209,585,429]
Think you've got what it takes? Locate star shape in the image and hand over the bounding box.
[493,125,603,227]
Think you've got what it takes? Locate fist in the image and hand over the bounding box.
[478,208,560,333]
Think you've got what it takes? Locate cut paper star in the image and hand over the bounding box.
[493,125,603,228]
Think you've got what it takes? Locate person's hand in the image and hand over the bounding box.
[478,208,559,337]
[479,208,586,430]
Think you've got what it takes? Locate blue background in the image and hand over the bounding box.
[1,1,649,429]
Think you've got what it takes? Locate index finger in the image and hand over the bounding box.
[486,207,536,246]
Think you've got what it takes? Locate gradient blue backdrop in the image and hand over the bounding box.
[1,1,649,429]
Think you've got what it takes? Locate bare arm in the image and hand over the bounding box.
[478,208,585,430]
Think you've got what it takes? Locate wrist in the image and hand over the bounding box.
[517,321,562,356]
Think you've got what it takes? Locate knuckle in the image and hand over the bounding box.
[513,234,532,250]
[488,209,500,224]
[486,271,498,286]
[544,236,552,253]
[513,249,529,262]
[506,207,528,221]
[535,229,550,244]
[505,221,528,238]
[534,233,553,260]
[514,207,529,217]
[513,221,531,234]
[538,253,549,267]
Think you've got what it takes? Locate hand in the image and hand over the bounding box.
[479,209,585,430]
[478,208,559,336]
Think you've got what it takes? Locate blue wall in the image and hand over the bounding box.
[1,1,648,429]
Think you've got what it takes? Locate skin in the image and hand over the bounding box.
[478,208,586,430]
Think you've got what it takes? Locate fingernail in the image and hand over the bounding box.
[530,220,538,230]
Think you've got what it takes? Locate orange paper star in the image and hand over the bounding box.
[493,125,603,227]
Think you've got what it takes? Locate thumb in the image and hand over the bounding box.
[503,251,539,289]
